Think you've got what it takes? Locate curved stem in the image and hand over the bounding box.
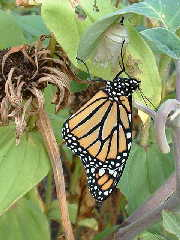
[133,101,156,119]
[37,108,74,240]
[174,60,180,197]
[175,60,180,101]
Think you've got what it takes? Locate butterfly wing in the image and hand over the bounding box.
[62,90,132,201]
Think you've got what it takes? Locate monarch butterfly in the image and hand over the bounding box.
[62,47,140,203]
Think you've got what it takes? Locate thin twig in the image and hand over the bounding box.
[175,60,180,101]
[37,108,74,240]
[173,129,180,198]
[133,101,156,119]
[154,99,177,154]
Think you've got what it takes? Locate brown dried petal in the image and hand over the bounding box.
[0,97,9,123]
[41,67,70,89]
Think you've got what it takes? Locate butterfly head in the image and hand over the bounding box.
[126,77,141,94]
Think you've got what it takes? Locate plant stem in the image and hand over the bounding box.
[173,129,180,198]
[134,101,156,119]
[174,60,180,198]
[175,60,180,101]
[37,108,74,240]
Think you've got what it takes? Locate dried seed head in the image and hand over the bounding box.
[0,36,74,142]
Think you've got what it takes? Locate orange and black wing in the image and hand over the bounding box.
[62,90,132,201]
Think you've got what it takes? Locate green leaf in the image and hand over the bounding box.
[119,144,174,214]
[41,0,91,63]
[77,0,180,58]
[127,26,161,106]
[100,0,180,32]
[162,210,180,238]
[93,225,119,240]
[48,200,78,224]
[141,28,180,59]
[48,200,97,229]
[0,10,26,49]
[0,196,50,240]
[80,0,116,21]
[77,14,118,61]
[77,0,180,62]
[41,0,119,80]
[70,80,88,93]
[0,126,50,215]
[78,218,98,230]
[14,15,49,43]
[135,231,168,240]
[43,85,70,142]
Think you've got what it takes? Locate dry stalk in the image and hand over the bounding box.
[37,107,75,240]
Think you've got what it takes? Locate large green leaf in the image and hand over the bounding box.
[0,126,50,215]
[100,0,180,32]
[77,13,118,61]
[0,196,50,240]
[127,26,161,106]
[41,0,91,63]
[0,10,26,49]
[14,15,49,43]
[77,0,180,66]
[141,28,180,59]
[119,144,174,214]
[162,210,180,239]
[41,0,118,80]
[80,0,117,22]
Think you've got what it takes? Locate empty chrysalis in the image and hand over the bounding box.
[93,17,129,66]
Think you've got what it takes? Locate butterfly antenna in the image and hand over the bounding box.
[138,88,158,111]
[76,57,106,83]
[76,57,92,81]
[120,16,125,25]
[115,40,126,79]
[120,40,126,73]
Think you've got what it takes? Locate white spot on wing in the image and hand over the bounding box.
[127,132,131,139]
[99,168,105,176]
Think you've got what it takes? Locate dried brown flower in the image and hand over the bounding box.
[0,36,73,143]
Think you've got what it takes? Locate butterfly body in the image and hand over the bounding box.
[62,76,140,202]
